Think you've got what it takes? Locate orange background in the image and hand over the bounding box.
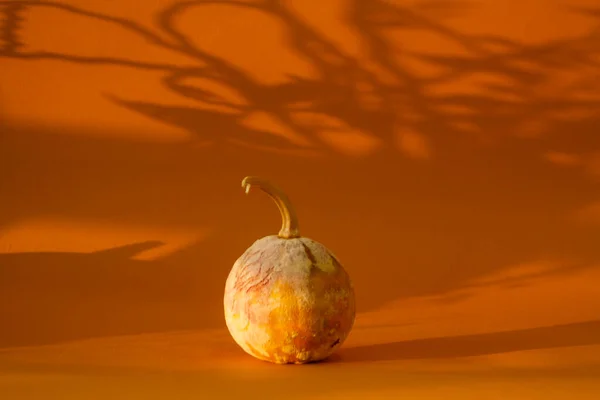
[1,0,600,398]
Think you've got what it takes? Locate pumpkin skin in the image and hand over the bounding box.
[224,235,356,364]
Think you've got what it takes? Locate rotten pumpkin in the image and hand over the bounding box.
[223,176,356,364]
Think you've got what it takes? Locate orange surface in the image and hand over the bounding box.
[1,0,600,398]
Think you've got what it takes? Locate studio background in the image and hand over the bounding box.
[1,0,600,398]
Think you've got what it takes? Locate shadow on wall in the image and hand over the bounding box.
[1,1,600,347]
[0,242,202,347]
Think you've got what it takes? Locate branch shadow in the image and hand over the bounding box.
[104,93,310,153]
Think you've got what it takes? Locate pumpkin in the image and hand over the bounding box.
[223,176,356,364]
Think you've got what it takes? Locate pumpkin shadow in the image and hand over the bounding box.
[332,319,600,363]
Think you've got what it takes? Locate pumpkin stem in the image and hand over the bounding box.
[241,176,300,239]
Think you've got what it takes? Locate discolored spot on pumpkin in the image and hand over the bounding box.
[301,242,317,268]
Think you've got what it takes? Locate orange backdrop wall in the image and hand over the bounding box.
[1,1,600,398]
